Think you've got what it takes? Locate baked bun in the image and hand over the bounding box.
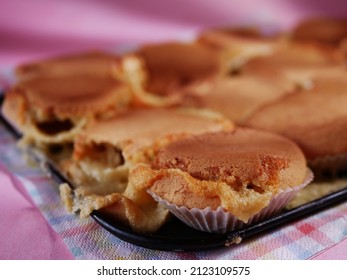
[1,75,132,145]
[185,75,290,124]
[118,42,222,107]
[61,108,233,233]
[244,77,347,176]
[130,128,310,232]
[198,28,280,72]
[242,42,338,91]
[292,17,347,46]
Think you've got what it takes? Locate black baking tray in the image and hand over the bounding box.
[1,93,347,251]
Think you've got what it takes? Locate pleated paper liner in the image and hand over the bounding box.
[150,169,313,233]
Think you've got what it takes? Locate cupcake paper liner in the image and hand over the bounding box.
[149,168,313,233]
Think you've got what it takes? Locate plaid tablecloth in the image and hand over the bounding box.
[1,110,347,259]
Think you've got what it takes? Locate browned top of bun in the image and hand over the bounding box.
[198,28,278,52]
[131,128,306,222]
[74,108,233,162]
[243,42,336,73]
[154,128,306,189]
[245,81,347,159]
[241,42,339,90]
[292,17,347,46]
[187,76,289,123]
[12,75,130,119]
[16,51,119,81]
[137,42,222,95]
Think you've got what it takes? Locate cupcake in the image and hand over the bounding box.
[1,75,132,148]
[244,76,347,177]
[60,108,233,233]
[129,128,311,233]
[117,42,222,107]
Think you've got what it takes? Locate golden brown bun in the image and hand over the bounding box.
[119,42,222,107]
[154,129,306,190]
[16,51,119,81]
[74,108,233,163]
[63,108,233,232]
[131,128,306,222]
[198,28,278,53]
[339,38,347,65]
[244,81,347,160]
[198,28,280,71]
[4,75,131,121]
[185,76,290,124]
[138,42,222,95]
[2,75,132,144]
[292,17,347,46]
[241,41,339,90]
[19,75,130,118]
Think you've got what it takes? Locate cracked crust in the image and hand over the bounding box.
[59,183,170,234]
[130,128,307,222]
[73,108,233,164]
[61,108,233,232]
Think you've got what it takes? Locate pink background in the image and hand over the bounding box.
[1,0,347,66]
[0,0,347,259]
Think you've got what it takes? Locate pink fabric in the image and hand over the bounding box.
[0,163,73,259]
[311,238,347,260]
[1,0,347,66]
[0,0,347,259]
